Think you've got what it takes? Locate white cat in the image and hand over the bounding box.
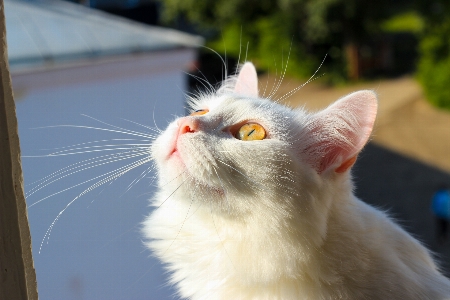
[143,62,450,299]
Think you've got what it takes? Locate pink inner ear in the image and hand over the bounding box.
[303,90,378,174]
[234,62,258,98]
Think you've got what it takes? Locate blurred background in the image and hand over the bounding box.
[7,0,450,299]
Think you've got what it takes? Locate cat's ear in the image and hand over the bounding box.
[303,90,377,174]
[234,62,258,97]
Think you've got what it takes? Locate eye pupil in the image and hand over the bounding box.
[236,123,266,141]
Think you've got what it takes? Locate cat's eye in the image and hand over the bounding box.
[236,123,266,141]
[190,109,209,116]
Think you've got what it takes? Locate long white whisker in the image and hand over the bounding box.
[151,103,162,133]
[159,169,187,187]
[157,176,188,209]
[39,156,152,253]
[119,118,161,134]
[185,72,215,94]
[26,150,146,187]
[29,156,151,208]
[46,144,150,156]
[81,114,156,134]
[237,26,243,67]
[161,185,196,260]
[32,125,153,139]
[244,41,249,65]
[261,71,270,98]
[26,151,148,198]
[275,54,327,103]
[268,42,293,102]
[202,46,228,80]
[29,139,151,152]
[31,147,149,157]
[267,57,280,99]
[122,164,156,195]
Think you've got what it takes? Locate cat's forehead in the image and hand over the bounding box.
[191,94,297,139]
[198,94,289,117]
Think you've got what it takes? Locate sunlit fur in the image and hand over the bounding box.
[143,63,450,299]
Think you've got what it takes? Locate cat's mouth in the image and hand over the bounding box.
[167,129,181,160]
[168,139,185,161]
[169,147,178,157]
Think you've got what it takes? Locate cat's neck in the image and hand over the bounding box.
[150,169,357,279]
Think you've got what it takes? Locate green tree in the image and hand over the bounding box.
[160,0,411,83]
[417,1,450,110]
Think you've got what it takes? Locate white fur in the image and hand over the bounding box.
[143,63,450,299]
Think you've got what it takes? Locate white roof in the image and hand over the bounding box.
[5,0,203,72]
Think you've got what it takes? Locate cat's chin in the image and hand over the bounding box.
[160,154,226,196]
[169,149,180,159]
[165,144,188,167]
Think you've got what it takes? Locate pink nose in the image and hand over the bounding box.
[177,117,199,136]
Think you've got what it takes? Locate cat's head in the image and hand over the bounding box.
[151,62,377,218]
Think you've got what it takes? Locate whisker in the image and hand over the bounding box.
[122,164,156,195]
[26,151,149,198]
[266,57,280,99]
[160,184,196,259]
[185,72,215,94]
[237,26,243,67]
[261,71,270,99]
[46,144,150,156]
[30,138,151,152]
[157,176,188,209]
[39,156,152,253]
[119,118,161,134]
[32,125,154,139]
[29,156,151,208]
[210,166,236,271]
[81,114,157,136]
[275,54,327,103]
[244,41,249,65]
[268,42,293,102]
[23,147,149,158]
[159,169,187,187]
[201,45,228,80]
[184,60,216,95]
[32,147,149,157]
[26,150,146,187]
[152,103,162,133]
[216,159,265,193]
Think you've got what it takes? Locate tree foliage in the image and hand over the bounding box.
[159,0,412,83]
[417,1,450,110]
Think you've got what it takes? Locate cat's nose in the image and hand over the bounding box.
[177,117,199,135]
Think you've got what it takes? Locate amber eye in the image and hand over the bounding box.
[236,123,266,141]
[190,109,209,116]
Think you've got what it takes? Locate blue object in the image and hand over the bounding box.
[432,189,450,220]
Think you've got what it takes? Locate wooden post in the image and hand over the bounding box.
[0,1,39,299]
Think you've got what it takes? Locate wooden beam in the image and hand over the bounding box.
[0,1,38,299]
